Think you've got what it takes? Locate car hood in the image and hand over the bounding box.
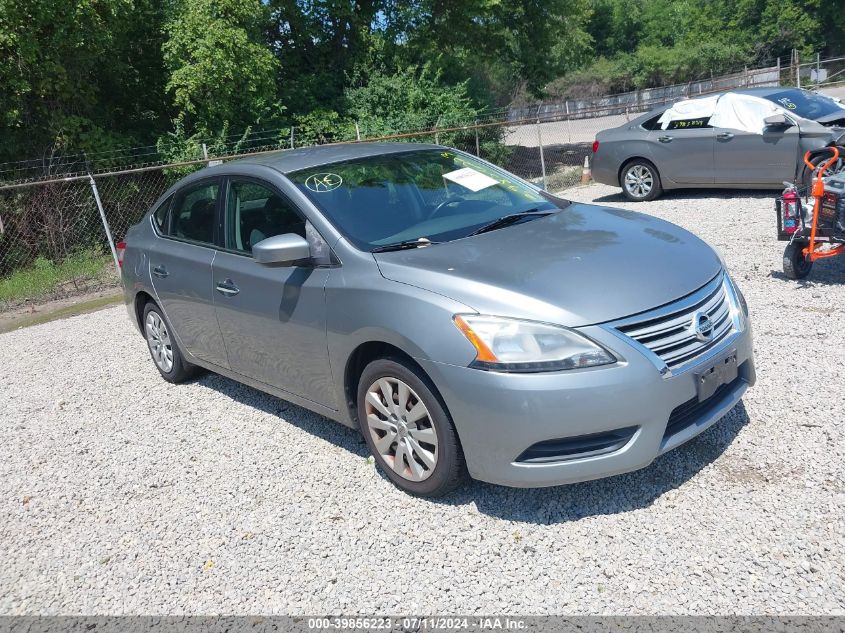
[373,204,722,327]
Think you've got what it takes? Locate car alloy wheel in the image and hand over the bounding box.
[364,377,439,482]
[624,164,654,199]
[145,310,174,373]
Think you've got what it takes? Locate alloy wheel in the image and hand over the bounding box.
[624,164,654,198]
[145,311,174,373]
[364,377,439,482]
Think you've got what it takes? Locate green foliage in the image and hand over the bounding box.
[163,0,281,136]
[573,0,845,95]
[0,0,843,168]
[0,0,168,166]
[0,249,113,305]
[293,110,356,146]
[347,65,480,137]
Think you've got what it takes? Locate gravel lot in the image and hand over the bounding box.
[1,183,844,615]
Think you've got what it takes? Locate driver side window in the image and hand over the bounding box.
[226,180,306,254]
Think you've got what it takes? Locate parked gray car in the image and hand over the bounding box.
[120,143,755,496]
[593,87,845,201]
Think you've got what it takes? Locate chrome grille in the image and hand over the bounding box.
[613,276,735,371]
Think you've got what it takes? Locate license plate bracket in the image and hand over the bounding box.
[696,351,738,402]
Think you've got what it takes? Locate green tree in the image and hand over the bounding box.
[163,0,281,136]
[0,0,168,167]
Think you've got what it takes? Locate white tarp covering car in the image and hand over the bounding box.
[657,92,845,135]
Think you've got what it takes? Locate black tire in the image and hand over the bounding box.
[620,158,663,202]
[142,301,200,383]
[356,357,466,497]
[783,241,813,280]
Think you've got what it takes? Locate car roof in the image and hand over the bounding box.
[230,142,444,175]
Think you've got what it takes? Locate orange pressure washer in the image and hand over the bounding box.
[776,146,845,279]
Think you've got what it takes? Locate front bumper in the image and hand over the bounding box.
[419,316,754,488]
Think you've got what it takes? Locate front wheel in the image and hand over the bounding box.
[142,302,200,383]
[620,159,663,202]
[357,357,466,497]
[783,241,813,280]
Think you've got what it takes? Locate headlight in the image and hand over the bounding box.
[453,315,616,372]
[731,277,749,316]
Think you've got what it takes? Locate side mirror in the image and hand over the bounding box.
[764,113,793,128]
[252,233,311,265]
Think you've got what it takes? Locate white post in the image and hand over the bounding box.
[290,126,295,149]
[202,143,209,161]
[474,121,480,156]
[537,119,547,190]
[796,49,801,88]
[88,175,120,275]
[816,52,821,88]
[777,56,781,86]
[355,122,361,141]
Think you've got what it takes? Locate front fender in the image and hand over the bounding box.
[325,269,478,426]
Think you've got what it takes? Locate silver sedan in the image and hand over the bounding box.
[120,143,754,496]
[592,87,845,201]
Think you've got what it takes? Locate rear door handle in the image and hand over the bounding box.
[216,279,240,296]
[658,135,673,143]
[717,132,734,140]
[152,265,169,279]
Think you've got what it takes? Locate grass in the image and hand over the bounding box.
[0,249,115,306]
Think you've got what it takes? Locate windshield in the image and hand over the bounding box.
[762,89,845,121]
[288,149,560,251]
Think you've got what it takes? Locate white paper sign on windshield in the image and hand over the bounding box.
[442,167,499,192]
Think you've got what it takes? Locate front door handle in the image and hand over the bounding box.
[658,135,673,143]
[152,265,169,279]
[216,279,240,296]
[717,132,735,140]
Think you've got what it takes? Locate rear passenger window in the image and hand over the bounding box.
[226,180,306,254]
[152,195,172,233]
[172,183,219,245]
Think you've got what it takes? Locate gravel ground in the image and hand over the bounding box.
[1,183,844,615]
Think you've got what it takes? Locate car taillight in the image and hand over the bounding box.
[592,140,599,153]
[116,241,126,268]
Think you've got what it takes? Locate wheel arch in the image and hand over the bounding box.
[343,341,449,429]
[618,156,658,187]
[133,291,156,333]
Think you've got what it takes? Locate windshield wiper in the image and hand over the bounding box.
[371,237,440,253]
[468,209,553,236]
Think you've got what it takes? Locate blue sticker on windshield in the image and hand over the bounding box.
[305,173,343,192]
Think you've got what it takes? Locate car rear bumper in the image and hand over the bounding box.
[591,153,618,187]
[418,320,754,488]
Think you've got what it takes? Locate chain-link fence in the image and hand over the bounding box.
[3,51,843,311]
[0,113,603,311]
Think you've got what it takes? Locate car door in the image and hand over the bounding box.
[713,123,800,184]
[148,178,229,368]
[646,121,715,184]
[212,177,336,408]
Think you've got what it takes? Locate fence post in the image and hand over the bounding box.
[796,49,801,88]
[355,122,361,141]
[816,52,821,88]
[536,119,547,191]
[290,126,295,149]
[88,175,121,276]
[777,56,781,86]
[474,121,480,156]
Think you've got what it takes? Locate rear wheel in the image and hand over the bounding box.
[620,159,663,202]
[357,357,465,497]
[142,302,199,383]
[783,241,813,280]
